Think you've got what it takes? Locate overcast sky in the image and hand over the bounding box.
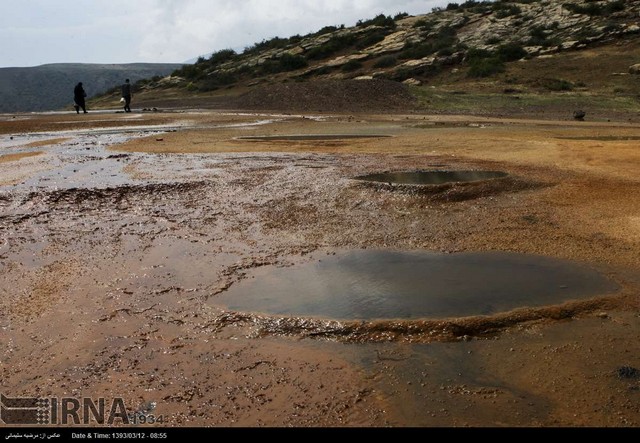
[0,0,453,68]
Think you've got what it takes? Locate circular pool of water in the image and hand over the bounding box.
[237,135,391,141]
[355,170,508,185]
[212,250,618,320]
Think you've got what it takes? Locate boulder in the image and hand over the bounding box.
[402,78,422,86]
[629,64,640,75]
[625,24,640,33]
[561,41,578,50]
[401,57,436,68]
[325,53,368,67]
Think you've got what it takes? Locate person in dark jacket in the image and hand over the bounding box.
[121,79,132,112]
[73,82,87,114]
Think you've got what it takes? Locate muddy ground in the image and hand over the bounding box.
[0,109,639,427]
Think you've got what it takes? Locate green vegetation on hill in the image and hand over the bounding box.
[159,0,640,96]
[563,0,625,16]
[170,13,404,91]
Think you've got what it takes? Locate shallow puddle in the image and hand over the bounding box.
[212,250,618,320]
[355,170,508,185]
[557,136,640,141]
[237,135,390,141]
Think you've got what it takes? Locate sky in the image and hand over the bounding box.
[0,0,453,68]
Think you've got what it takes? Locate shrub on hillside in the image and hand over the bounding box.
[543,78,574,91]
[357,14,397,29]
[341,60,363,72]
[459,0,494,14]
[466,47,494,61]
[236,64,254,76]
[602,21,622,33]
[374,55,398,68]
[135,75,164,89]
[306,34,358,60]
[512,15,532,26]
[208,49,237,66]
[493,2,522,18]
[244,36,291,55]
[496,42,527,61]
[398,41,435,60]
[313,25,342,37]
[172,63,204,80]
[527,26,551,46]
[563,0,624,16]
[259,53,308,74]
[278,53,308,71]
[197,72,237,91]
[606,0,625,13]
[432,26,459,52]
[468,57,505,77]
[387,64,442,82]
[413,19,435,32]
[356,30,388,49]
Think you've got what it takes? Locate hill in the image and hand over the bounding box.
[89,0,640,119]
[0,63,182,113]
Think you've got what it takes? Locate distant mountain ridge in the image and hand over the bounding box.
[0,63,183,112]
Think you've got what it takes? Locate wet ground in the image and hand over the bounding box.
[0,110,639,427]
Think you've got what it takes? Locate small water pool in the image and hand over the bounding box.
[355,170,508,185]
[237,135,391,141]
[212,250,618,320]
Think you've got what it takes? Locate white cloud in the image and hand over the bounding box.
[0,0,449,67]
[137,0,445,62]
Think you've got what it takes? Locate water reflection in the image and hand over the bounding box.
[213,250,617,320]
[356,170,508,185]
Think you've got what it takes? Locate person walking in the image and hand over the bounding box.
[73,82,88,114]
[121,79,132,112]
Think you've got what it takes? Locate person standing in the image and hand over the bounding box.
[121,79,132,112]
[73,82,87,114]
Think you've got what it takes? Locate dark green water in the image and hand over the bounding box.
[355,170,508,185]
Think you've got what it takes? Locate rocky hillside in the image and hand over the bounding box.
[91,0,640,116]
[159,1,639,86]
[0,63,181,112]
